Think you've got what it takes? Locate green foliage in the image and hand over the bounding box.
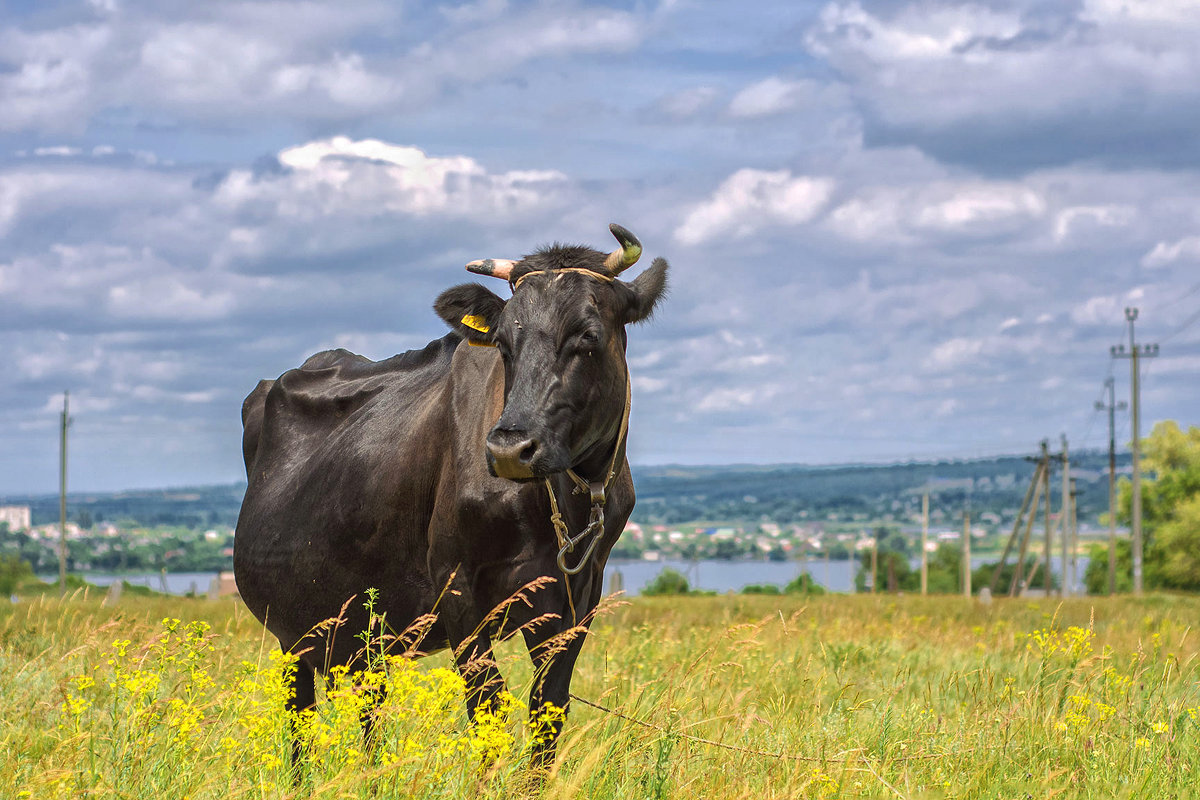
[641,568,691,596]
[783,572,825,595]
[740,583,781,595]
[120,580,160,597]
[1084,540,1136,595]
[0,555,33,595]
[972,556,1056,594]
[1113,420,1200,591]
[1156,494,1200,588]
[855,550,913,592]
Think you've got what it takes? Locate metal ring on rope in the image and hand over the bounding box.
[556,508,605,575]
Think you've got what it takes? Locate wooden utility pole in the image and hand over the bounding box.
[1041,439,1053,595]
[1069,478,1080,593]
[1060,434,1070,597]
[991,460,1043,594]
[920,491,929,595]
[870,542,878,594]
[962,508,971,598]
[1011,456,1047,597]
[1096,377,1126,595]
[58,390,70,593]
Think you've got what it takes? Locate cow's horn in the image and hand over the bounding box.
[465,258,519,280]
[603,223,642,275]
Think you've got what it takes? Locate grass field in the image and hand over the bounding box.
[2,589,1198,799]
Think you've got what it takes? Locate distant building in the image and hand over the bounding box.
[0,505,31,532]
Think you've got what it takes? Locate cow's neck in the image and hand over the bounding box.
[566,369,631,491]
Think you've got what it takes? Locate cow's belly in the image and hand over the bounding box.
[235,455,447,664]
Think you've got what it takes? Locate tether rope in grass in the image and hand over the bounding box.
[569,694,994,764]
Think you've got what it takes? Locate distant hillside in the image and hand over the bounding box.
[1,450,1130,531]
[631,450,1130,526]
[2,484,246,529]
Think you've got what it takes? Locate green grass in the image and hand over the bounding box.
[2,588,1198,798]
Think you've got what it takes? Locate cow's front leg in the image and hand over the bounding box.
[522,616,590,770]
[452,628,505,722]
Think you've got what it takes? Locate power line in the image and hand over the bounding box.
[1157,278,1200,312]
[1160,305,1200,343]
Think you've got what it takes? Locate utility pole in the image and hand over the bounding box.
[1065,434,1075,597]
[1069,478,1080,594]
[921,491,929,596]
[870,540,878,595]
[991,460,1043,595]
[1060,434,1070,597]
[1096,377,1126,595]
[1041,439,1053,596]
[1111,307,1159,595]
[1011,450,1048,597]
[58,390,70,593]
[962,507,972,598]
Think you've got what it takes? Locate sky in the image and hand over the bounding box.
[2,0,1199,494]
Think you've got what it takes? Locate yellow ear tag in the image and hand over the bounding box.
[460,314,490,333]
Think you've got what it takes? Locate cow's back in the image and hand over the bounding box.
[234,335,461,660]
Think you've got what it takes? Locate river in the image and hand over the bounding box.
[45,555,1091,598]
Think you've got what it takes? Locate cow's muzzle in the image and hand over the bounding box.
[485,428,541,480]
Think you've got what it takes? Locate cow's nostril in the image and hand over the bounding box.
[519,442,538,463]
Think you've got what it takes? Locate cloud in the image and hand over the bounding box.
[651,86,721,120]
[1141,236,1200,268]
[3,1,1200,491]
[826,179,1045,243]
[804,0,1200,170]
[728,76,813,118]
[221,136,567,219]
[1069,289,1145,326]
[0,1,651,133]
[675,169,834,245]
[1053,205,1136,242]
[923,337,984,372]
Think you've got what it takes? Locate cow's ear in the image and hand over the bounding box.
[621,257,669,325]
[434,283,507,344]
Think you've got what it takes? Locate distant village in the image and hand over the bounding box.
[0,452,1123,584]
[616,516,1006,563]
[0,504,235,575]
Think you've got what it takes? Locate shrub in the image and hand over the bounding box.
[641,568,691,596]
[0,554,33,595]
[784,573,826,595]
[741,583,782,595]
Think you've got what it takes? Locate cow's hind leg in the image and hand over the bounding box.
[286,654,317,781]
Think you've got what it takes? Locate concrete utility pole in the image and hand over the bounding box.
[1096,377,1126,595]
[58,390,70,593]
[921,491,929,596]
[1111,308,1159,595]
[1061,434,1070,597]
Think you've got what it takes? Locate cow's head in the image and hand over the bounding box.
[435,224,668,481]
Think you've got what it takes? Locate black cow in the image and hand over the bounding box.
[234,224,668,767]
